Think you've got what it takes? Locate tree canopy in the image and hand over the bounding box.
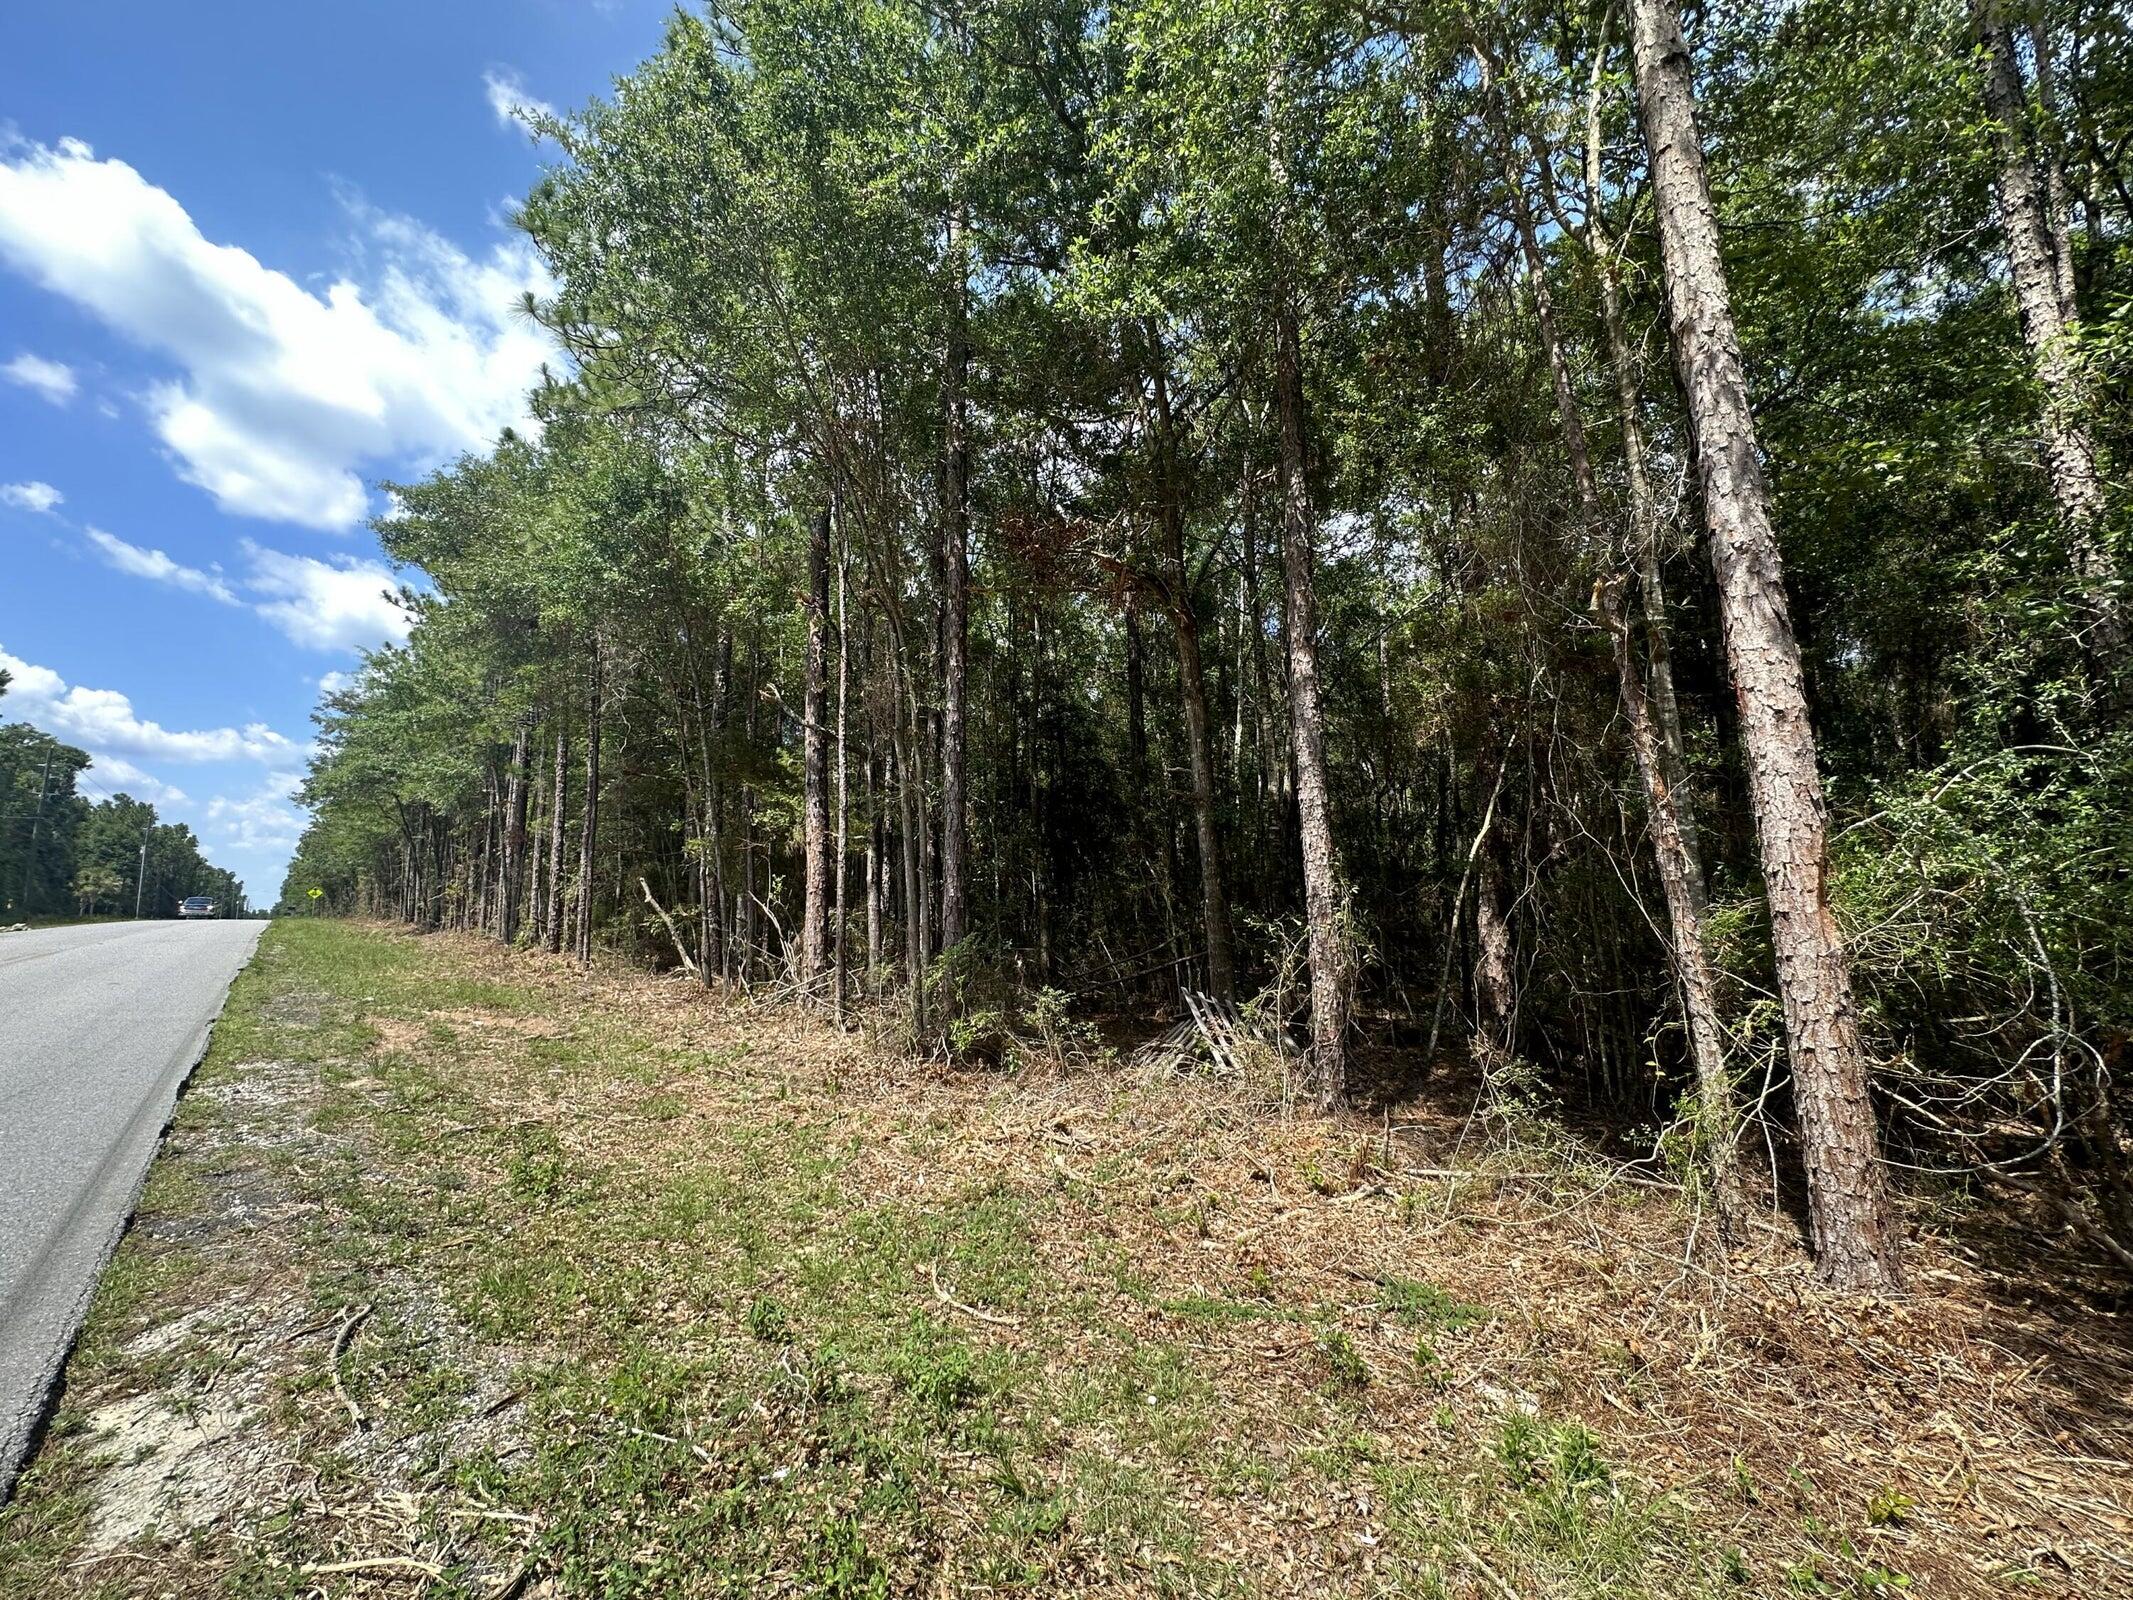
[284,0,2133,1285]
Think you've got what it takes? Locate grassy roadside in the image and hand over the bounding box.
[1,920,2125,1598]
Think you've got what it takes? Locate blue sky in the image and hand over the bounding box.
[0,0,667,904]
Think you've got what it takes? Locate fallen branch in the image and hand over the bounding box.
[1401,1166,1553,1182]
[330,1303,373,1431]
[638,876,699,976]
[929,1261,1020,1328]
[625,1424,713,1463]
[298,1555,444,1580]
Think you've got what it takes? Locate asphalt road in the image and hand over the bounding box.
[0,918,263,1499]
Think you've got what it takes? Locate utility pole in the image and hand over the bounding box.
[134,828,150,919]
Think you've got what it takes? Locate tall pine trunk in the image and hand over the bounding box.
[939,201,972,961]
[834,525,851,1022]
[1267,52,1349,1103]
[545,725,568,955]
[1275,299,1350,1103]
[575,647,602,967]
[1630,0,1899,1289]
[500,713,534,947]
[802,504,833,987]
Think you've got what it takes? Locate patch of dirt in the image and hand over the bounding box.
[431,1006,569,1039]
[371,1016,427,1053]
[80,1392,249,1552]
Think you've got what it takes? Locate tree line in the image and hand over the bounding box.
[282,0,2133,1293]
[1,672,248,921]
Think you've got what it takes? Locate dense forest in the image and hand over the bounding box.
[0,671,248,920]
[282,0,2133,1295]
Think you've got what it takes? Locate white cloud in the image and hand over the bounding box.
[242,540,411,652]
[0,137,555,530]
[483,69,559,137]
[206,772,307,853]
[0,644,301,765]
[1,479,63,514]
[61,515,409,653]
[3,351,76,405]
[84,525,239,604]
[317,669,356,696]
[81,753,188,807]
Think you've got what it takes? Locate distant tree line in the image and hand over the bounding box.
[282,0,2133,1290]
[0,670,247,921]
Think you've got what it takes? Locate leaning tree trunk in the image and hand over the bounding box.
[802,503,833,989]
[1150,338,1238,1004]
[1482,51,1745,1226]
[1630,0,1899,1290]
[1594,267,1746,1227]
[1970,0,2115,608]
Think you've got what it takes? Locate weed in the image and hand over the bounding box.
[801,1515,889,1600]
[1376,1274,1487,1330]
[746,1295,792,1343]
[1864,1486,1915,1528]
[505,1126,568,1203]
[1316,1326,1371,1392]
[1734,1453,1761,1505]
[890,1317,979,1416]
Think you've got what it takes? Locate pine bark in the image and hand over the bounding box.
[2024,14,2081,323]
[700,630,731,983]
[500,713,534,947]
[834,527,851,1022]
[1630,0,1899,1289]
[1472,842,1515,1056]
[1970,0,2113,593]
